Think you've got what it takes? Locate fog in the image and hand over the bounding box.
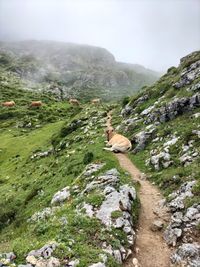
[0,0,199,71]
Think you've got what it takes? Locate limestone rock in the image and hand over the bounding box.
[96,185,136,226]
[132,125,156,152]
[67,259,79,267]
[82,203,94,218]
[83,169,119,193]
[168,181,196,211]
[150,220,164,231]
[171,243,200,267]
[51,187,70,205]
[121,105,133,117]
[83,163,105,177]
[88,263,105,267]
[28,243,57,259]
[163,227,182,246]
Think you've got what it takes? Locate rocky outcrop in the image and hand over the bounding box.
[83,163,105,177]
[82,168,120,194]
[167,181,196,212]
[23,164,137,267]
[27,243,58,258]
[132,124,156,152]
[121,105,133,117]
[171,243,200,267]
[79,167,137,264]
[0,252,16,266]
[163,181,200,266]
[144,93,200,124]
[173,60,200,89]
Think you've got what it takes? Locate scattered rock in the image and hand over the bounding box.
[132,125,156,152]
[121,105,133,117]
[132,258,139,267]
[96,184,136,226]
[28,207,59,222]
[83,169,119,193]
[144,93,200,124]
[88,263,105,267]
[82,203,94,218]
[27,243,57,259]
[168,181,196,211]
[163,226,182,246]
[150,220,164,231]
[171,243,200,266]
[31,149,53,160]
[173,60,200,88]
[51,187,70,205]
[150,151,172,170]
[67,259,80,267]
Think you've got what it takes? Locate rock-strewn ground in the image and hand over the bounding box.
[115,51,200,267]
[0,103,139,267]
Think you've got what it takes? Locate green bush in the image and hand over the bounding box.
[60,120,82,138]
[122,96,130,107]
[83,152,94,165]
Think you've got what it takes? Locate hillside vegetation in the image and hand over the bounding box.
[0,47,199,267]
[0,78,139,266]
[116,50,200,266]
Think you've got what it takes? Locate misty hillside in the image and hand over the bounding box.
[0,40,159,101]
[0,48,199,267]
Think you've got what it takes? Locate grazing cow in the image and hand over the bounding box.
[69,98,80,106]
[30,101,42,107]
[2,101,15,107]
[91,98,101,105]
[104,126,132,153]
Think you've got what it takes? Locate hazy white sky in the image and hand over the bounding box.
[0,0,199,71]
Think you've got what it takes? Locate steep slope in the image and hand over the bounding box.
[0,83,140,266]
[0,40,159,101]
[114,50,200,266]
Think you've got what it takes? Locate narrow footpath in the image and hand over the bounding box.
[106,111,173,267]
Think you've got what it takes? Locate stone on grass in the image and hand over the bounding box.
[51,187,70,205]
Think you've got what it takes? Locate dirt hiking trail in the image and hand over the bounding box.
[106,111,173,267]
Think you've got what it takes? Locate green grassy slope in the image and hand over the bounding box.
[114,51,200,216]
[0,76,138,266]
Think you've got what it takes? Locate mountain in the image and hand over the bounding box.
[0,44,199,267]
[0,40,159,101]
[115,50,200,266]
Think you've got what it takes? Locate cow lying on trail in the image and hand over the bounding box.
[69,98,80,106]
[2,101,15,107]
[104,127,132,153]
[91,98,101,105]
[30,101,42,107]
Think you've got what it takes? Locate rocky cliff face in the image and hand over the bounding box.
[0,40,159,101]
[117,51,200,267]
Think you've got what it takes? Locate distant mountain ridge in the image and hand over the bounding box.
[0,40,160,101]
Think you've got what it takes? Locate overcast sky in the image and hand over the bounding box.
[0,0,199,71]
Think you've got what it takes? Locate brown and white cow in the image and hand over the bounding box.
[69,98,80,106]
[30,101,42,107]
[104,126,132,153]
[2,101,15,107]
[91,98,101,105]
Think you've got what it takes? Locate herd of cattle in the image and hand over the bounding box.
[1,98,101,107]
